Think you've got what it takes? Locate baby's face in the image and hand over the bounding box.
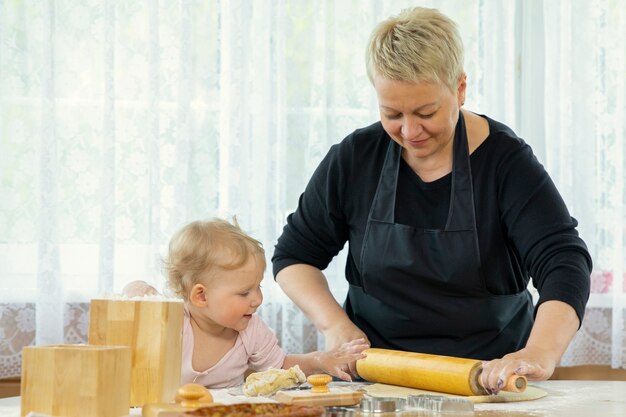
[201,254,265,332]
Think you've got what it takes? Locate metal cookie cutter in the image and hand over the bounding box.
[407,394,474,414]
[324,406,358,417]
[360,397,406,413]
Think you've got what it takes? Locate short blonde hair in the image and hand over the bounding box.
[366,7,464,91]
[165,218,265,300]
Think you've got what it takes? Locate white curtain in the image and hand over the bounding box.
[539,0,625,368]
[0,0,624,379]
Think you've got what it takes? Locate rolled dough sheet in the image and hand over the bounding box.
[363,383,547,403]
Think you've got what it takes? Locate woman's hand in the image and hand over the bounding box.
[481,301,579,394]
[324,320,369,350]
[480,346,556,394]
[323,320,370,379]
[276,264,371,379]
[316,338,370,382]
[121,280,159,297]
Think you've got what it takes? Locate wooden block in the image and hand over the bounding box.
[20,344,131,417]
[89,298,184,407]
[142,402,194,417]
[274,387,363,407]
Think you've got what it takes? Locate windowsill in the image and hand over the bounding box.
[0,377,20,399]
[551,365,626,381]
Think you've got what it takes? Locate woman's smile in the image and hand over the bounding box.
[407,137,430,148]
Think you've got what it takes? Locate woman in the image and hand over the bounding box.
[272,7,591,394]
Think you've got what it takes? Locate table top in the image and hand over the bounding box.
[2,380,625,417]
[473,380,625,416]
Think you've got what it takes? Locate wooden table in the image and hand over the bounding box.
[1,380,625,417]
[472,380,626,417]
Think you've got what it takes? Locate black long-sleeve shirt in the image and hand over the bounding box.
[273,116,591,324]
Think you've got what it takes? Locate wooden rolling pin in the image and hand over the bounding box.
[356,348,527,396]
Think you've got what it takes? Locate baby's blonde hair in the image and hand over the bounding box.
[366,7,464,91]
[165,218,265,300]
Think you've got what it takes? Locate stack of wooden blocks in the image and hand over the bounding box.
[20,298,184,417]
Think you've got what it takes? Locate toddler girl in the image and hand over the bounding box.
[123,218,368,388]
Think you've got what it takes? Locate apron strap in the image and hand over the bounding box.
[368,112,475,231]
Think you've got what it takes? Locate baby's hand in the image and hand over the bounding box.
[317,338,369,382]
[121,280,159,297]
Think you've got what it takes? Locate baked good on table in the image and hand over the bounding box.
[180,403,324,417]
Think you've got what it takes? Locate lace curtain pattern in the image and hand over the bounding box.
[1,0,624,379]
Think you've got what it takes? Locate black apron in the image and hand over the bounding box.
[351,113,533,360]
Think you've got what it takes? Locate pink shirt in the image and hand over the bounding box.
[181,308,286,388]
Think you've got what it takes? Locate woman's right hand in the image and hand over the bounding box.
[324,320,369,349]
[324,320,370,378]
[276,264,370,378]
[121,280,159,297]
[316,337,370,382]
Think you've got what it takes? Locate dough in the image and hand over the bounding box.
[364,383,547,403]
[243,365,306,397]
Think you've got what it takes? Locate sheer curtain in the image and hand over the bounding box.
[0,0,624,379]
[539,0,625,368]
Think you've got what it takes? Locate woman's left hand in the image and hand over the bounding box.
[480,346,556,395]
[481,301,580,395]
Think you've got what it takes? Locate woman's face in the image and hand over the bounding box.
[374,76,466,165]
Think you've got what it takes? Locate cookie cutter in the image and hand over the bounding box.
[324,406,358,417]
[406,394,474,414]
[360,397,406,413]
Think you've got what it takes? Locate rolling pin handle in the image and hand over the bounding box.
[503,374,528,393]
[307,374,332,393]
[176,383,213,408]
[475,368,527,394]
